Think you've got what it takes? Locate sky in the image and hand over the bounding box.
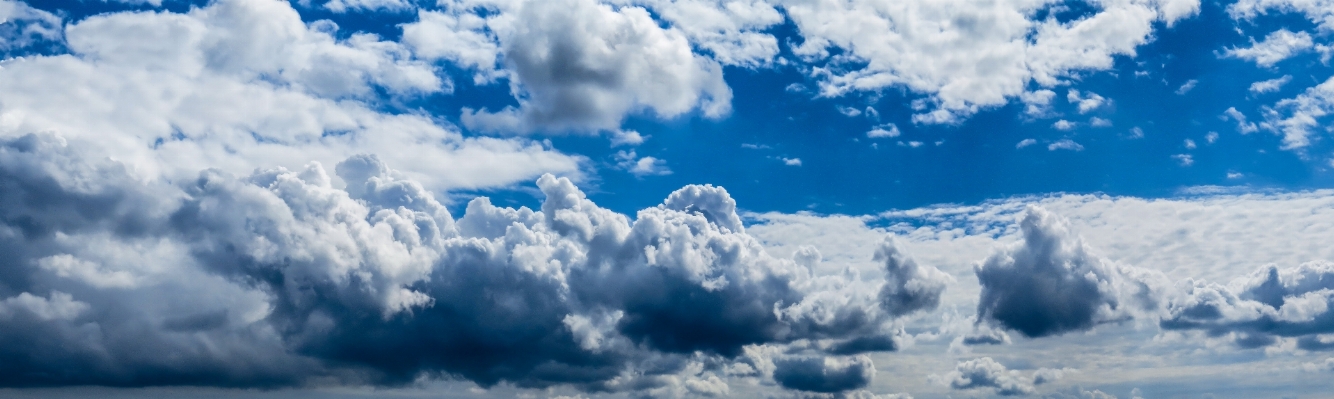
[1,0,1333,398]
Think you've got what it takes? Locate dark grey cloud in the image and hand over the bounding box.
[875,238,950,317]
[773,355,875,393]
[0,133,910,394]
[1161,261,1334,349]
[975,206,1164,338]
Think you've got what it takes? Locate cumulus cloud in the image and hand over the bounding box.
[0,0,62,53]
[773,355,876,393]
[0,0,580,191]
[1047,139,1084,151]
[875,238,951,317]
[1161,261,1334,350]
[0,133,930,392]
[1223,29,1313,67]
[975,206,1167,338]
[782,0,1195,123]
[413,0,732,134]
[942,357,1063,396]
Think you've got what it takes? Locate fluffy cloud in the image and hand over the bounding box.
[1224,29,1313,67]
[1162,261,1334,350]
[0,133,928,393]
[0,0,580,191]
[1259,76,1334,149]
[0,0,61,53]
[780,0,1197,123]
[408,0,732,134]
[773,355,876,393]
[875,238,951,317]
[975,206,1166,338]
[942,357,1063,396]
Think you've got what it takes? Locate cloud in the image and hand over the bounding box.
[1259,76,1334,149]
[425,0,731,134]
[943,357,1063,396]
[0,0,62,53]
[1176,79,1199,95]
[1053,120,1077,131]
[867,124,901,138]
[1230,0,1334,31]
[1047,139,1084,151]
[1067,90,1107,114]
[1223,29,1313,67]
[0,0,580,192]
[615,150,672,176]
[975,206,1166,338]
[1161,261,1334,350]
[875,238,951,317]
[773,355,875,393]
[0,134,927,392]
[781,0,1198,123]
[1249,75,1292,94]
[1016,139,1037,149]
[1223,107,1260,134]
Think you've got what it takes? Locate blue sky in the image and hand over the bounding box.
[2,0,1334,398]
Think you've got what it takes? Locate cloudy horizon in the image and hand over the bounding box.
[2,0,1333,397]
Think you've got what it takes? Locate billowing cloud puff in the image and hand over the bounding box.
[975,206,1166,338]
[773,355,876,393]
[0,0,580,191]
[0,132,926,393]
[942,357,1063,396]
[408,0,732,134]
[778,0,1199,123]
[1162,261,1334,350]
[875,238,951,317]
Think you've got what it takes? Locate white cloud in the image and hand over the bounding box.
[780,0,1198,123]
[1230,0,1334,30]
[838,105,863,117]
[1053,120,1077,131]
[0,0,62,51]
[1016,138,1037,149]
[1259,76,1334,149]
[1224,29,1313,67]
[1184,139,1197,149]
[1223,107,1260,134]
[1068,89,1108,114]
[1250,75,1292,94]
[1090,117,1113,127]
[0,0,581,192]
[1173,153,1194,166]
[867,124,901,138]
[1176,79,1199,95]
[781,157,802,166]
[1206,131,1219,144]
[412,0,732,134]
[619,0,783,67]
[615,150,672,176]
[1047,139,1084,151]
[1021,89,1057,118]
[609,129,646,147]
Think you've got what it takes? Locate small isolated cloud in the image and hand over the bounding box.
[773,355,876,393]
[1206,131,1219,144]
[1047,139,1084,151]
[838,105,863,117]
[1067,90,1107,114]
[1250,75,1292,94]
[615,150,672,177]
[1090,117,1112,127]
[1176,79,1199,95]
[741,143,772,150]
[1227,171,1244,179]
[1053,120,1076,131]
[782,157,803,166]
[975,207,1165,337]
[943,357,1064,396]
[867,124,901,138]
[1129,127,1145,139]
[1173,154,1194,166]
[1016,139,1037,149]
[1223,107,1259,134]
[1021,90,1057,118]
[609,130,645,147]
[1223,29,1313,67]
[899,141,924,148]
[1184,139,1197,149]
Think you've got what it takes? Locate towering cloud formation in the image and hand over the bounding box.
[975,206,1166,338]
[0,133,930,393]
